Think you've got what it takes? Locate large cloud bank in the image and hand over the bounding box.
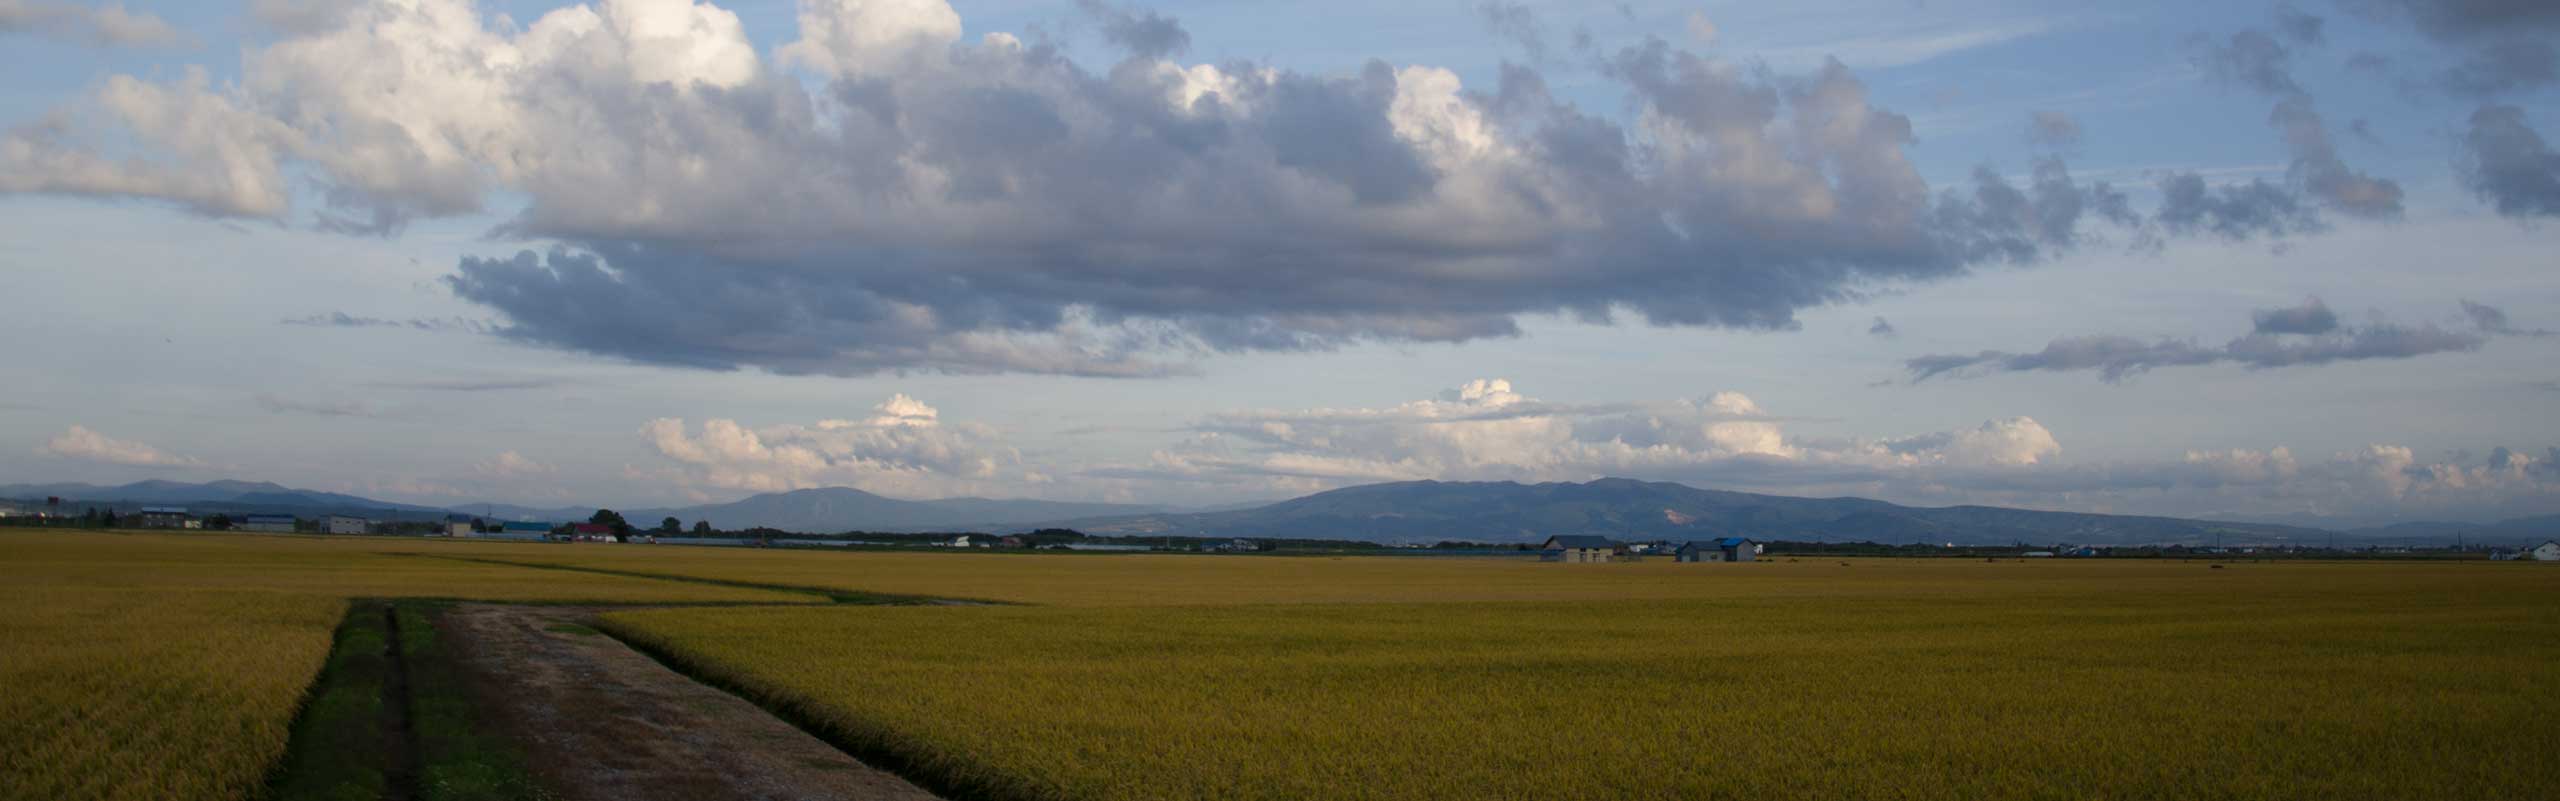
[3,0,2371,377]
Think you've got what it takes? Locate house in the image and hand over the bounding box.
[1676,537,1759,563]
[325,515,369,535]
[568,523,614,541]
[2533,540,2560,562]
[998,535,1026,548]
[946,534,974,548]
[138,507,192,528]
[1540,535,1618,563]
[239,515,297,533]
[443,514,477,537]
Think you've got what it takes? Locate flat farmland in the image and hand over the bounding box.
[442,544,2418,606]
[604,560,2560,801]
[0,532,812,801]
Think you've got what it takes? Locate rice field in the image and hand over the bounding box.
[604,560,2560,801]
[453,543,2367,606]
[0,531,810,801]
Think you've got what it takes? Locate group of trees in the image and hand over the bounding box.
[587,509,715,538]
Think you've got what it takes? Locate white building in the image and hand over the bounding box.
[326,515,370,535]
[2533,540,2560,562]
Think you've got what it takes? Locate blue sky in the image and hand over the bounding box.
[1,0,2554,526]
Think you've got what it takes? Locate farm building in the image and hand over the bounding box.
[1675,537,1759,563]
[471,521,553,542]
[137,507,195,529]
[325,515,369,535]
[2534,541,2560,562]
[1540,535,1618,563]
[568,523,614,541]
[239,515,297,533]
[443,514,477,537]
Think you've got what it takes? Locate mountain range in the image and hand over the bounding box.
[6,477,2553,546]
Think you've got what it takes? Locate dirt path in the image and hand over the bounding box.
[442,604,944,801]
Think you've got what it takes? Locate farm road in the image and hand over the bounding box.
[444,604,943,801]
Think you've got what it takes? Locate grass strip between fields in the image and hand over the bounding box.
[265,602,554,801]
[405,553,1007,606]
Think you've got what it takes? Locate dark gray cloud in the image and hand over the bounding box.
[2350,0,2560,95]
[2274,3,2327,44]
[2191,18,2404,218]
[1868,317,1898,338]
[2458,105,2560,217]
[2462,299,2553,336]
[1907,303,2497,383]
[281,312,489,333]
[2252,297,2340,334]
[2026,110,2080,147]
[1476,1,1548,62]
[2195,29,2302,95]
[1077,0,1189,60]
[2438,40,2556,95]
[3,3,2386,378]
[2152,173,2321,240]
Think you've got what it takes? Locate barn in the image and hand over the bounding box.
[1676,537,1760,563]
[2533,540,2560,562]
[1540,535,1618,563]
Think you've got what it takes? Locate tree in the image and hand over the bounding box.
[590,509,630,534]
[659,516,682,534]
[691,520,714,536]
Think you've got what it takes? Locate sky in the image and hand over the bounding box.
[1,0,2555,527]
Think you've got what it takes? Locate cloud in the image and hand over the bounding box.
[1475,1,1546,61]
[2462,299,2553,336]
[1868,316,1898,337]
[2190,18,2404,218]
[2274,3,2326,44]
[2458,105,2560,218]
[281,312,492,333]
[2251,296,2339,334]
[642,393,1022,496]
[363,376,563,392]
[2026,110,2081,147]
[35,425,199,466]
[1080,0,1189,60]
[255,393,377,417]
[249,0,365,34]
[0,1,186,47]
[1117,379,2061,495]
[1684,12,1716,45]
[0,0,2351,377]
[474,450,553,478]
[1906,301,2510,382]
[2349,0,2558,96]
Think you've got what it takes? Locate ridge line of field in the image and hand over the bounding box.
[398,553,1015,606]
[592,616,1015,801]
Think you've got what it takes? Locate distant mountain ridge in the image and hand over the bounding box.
[1042,478,2554,547]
